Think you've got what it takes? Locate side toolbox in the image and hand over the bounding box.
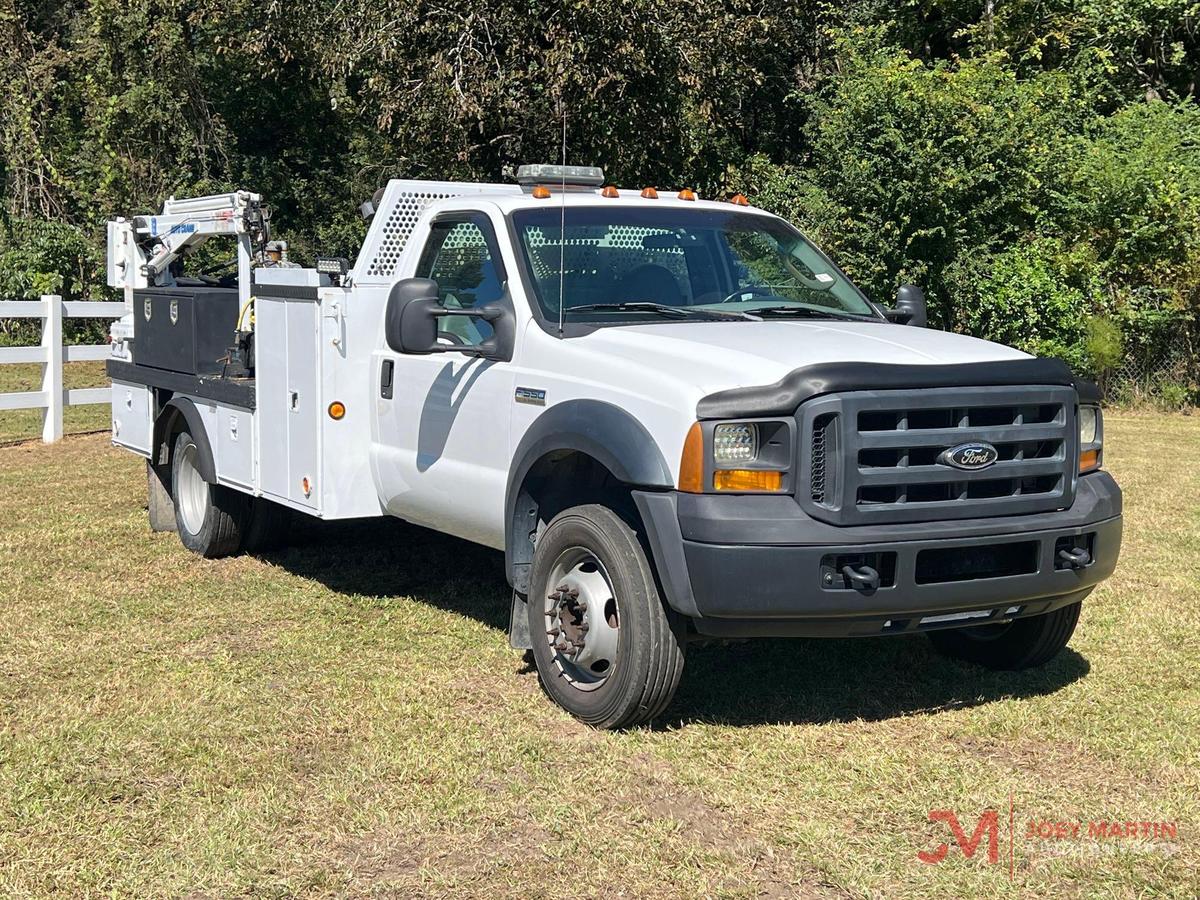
[132,286,240,375]
[111,380,153,456]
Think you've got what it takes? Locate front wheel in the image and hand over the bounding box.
[927,600,1082,670]
[527,504,685,729]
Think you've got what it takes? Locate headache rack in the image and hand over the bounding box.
[799,385,1079,525]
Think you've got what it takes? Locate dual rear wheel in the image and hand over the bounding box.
[169,430,290,557]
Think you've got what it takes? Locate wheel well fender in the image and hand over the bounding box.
[153,397,217,483]
[504,400,673,587]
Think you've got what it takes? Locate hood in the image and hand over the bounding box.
[572,320,1030,397]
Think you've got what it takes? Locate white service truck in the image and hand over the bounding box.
[105,166,1122,728]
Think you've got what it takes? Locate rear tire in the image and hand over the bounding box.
[170,430,247,558]
[927,600,1082,670]
[242,497,292,553]
[527,504,685,729]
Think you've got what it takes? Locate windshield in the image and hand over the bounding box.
[510,207,878,324]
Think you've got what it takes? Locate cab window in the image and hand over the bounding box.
[415,214,506,344]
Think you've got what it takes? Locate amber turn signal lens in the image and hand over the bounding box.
[601,185,620,198]
[532,185,551,199]
[1079,448,1100,473]
[640,186,658,199]
[729,193,750,206]
[677,188,697,201]
[714,469,783,492]
[328,401,346,420]
[678,422,704,493]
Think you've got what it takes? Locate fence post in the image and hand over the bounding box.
[40,294,63,443]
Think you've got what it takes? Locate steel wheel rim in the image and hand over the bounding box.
[176,443,208,536]
[543,547,620,691]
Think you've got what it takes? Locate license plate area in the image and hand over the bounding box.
[914,540,1039,585]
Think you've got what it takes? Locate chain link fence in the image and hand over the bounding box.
[1103,336,1197,409]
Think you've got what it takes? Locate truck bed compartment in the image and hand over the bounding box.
[133,286,240,376]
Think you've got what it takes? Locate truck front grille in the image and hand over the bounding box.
[797,385,1077,525]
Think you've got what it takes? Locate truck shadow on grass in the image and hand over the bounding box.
[274,516,1090,728]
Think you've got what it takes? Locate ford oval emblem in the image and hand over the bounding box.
[938,442,999,470]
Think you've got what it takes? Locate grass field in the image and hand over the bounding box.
[0,412,1197,897]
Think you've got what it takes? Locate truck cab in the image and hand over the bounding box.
[107,167,1122,728]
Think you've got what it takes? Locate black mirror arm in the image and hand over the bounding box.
[883,308,915,324]
[423,304,511,360]
[431,306,503,323]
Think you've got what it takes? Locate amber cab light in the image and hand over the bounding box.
[677,188,697,201]
[531,185,552,199]
[729,193,750,206]
[601,185,620,198]
[714,469,783,492]
[678,423,704,493]
[640,186,659,199]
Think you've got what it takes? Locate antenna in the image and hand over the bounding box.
[557,107,567,337]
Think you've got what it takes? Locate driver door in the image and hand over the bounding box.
[373,211,516,549]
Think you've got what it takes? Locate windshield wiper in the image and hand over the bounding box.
[742,305,869,322]
[566,302,755,321]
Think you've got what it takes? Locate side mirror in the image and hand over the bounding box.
[384,277,515,361]
[887,284,927,327]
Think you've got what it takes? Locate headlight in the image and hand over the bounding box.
[677,420,791,494]
[713,423,758,464]
[1079,406,1098,445]
[1079,405,1102,473]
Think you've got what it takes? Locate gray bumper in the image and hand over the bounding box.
[633,472,1122,638]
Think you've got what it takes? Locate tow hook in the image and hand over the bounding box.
[1057,547,1091,570]
[841,564,881,592]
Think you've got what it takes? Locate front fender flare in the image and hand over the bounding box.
[504,399,673,586]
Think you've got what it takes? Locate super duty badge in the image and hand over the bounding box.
[515,387,546,406]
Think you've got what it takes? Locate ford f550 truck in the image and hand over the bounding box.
[105,166,1122,728]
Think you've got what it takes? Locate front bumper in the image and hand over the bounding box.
[633,471,1122,639]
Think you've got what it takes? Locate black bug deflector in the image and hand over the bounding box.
[696,358,1093,419]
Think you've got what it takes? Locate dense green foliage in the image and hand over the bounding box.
[2,0,1198,396]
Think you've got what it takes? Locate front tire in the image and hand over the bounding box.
[527,504,685,729]
[927,600,1082,670]
[170,430,247,558]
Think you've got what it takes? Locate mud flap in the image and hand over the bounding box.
[147,460,177,532]
[508,591,532,649]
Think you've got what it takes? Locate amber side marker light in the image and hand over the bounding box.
[678,423,704,493]
[1079,448,1100,473]
[531,185,552,199]
[714,469,783,492]
[328,401,346,420]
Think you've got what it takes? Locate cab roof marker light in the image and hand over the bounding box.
[516,164,605,187]
[531,185,552,199]
[677,188,697,201]
[600,185,620,198]
[641,186,659,199]
[729,193,750,206]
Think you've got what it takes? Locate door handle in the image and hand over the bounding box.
[380,359,394,399]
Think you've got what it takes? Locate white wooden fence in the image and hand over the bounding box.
[0,294,125,442]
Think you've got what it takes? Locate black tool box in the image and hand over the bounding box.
[132,286,240,375]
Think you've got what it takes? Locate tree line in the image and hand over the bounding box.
[2,0,1197,398]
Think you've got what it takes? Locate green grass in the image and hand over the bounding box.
[0,362,111,444]
[0,414,1197,897]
